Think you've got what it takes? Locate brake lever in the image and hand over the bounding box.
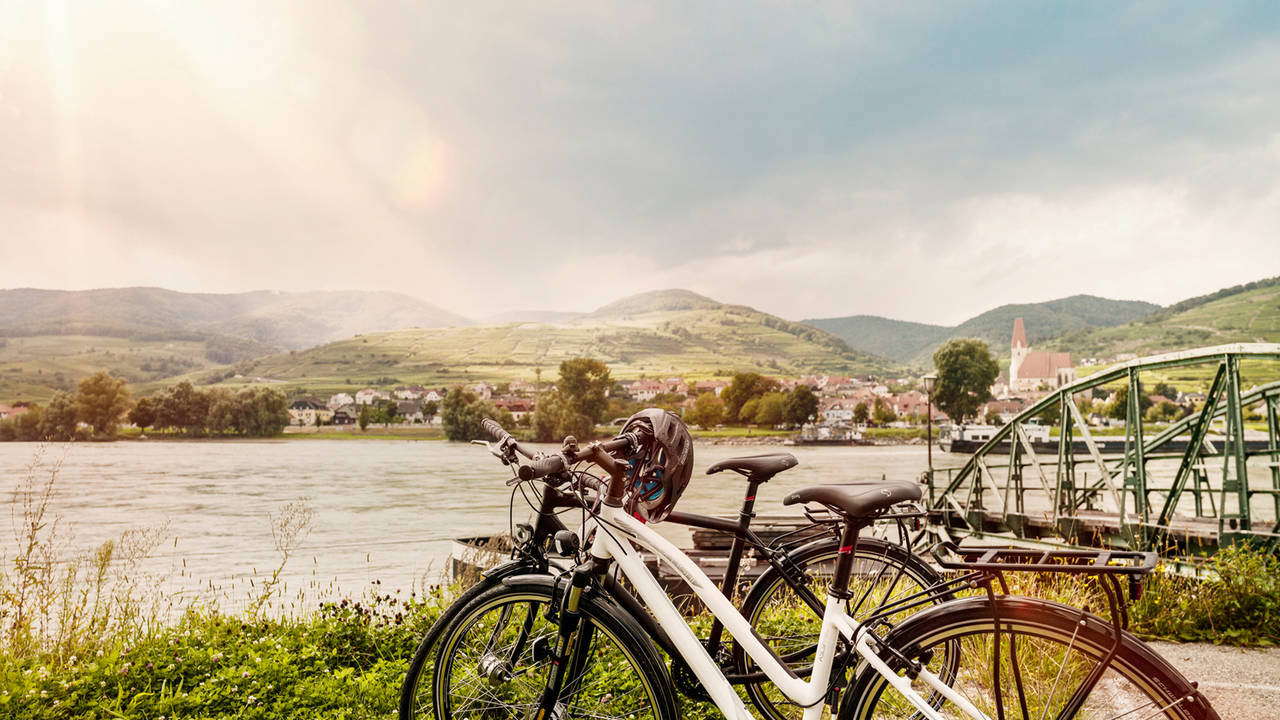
[470,439,514,464]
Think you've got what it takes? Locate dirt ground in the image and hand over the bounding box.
[1150,641,1280,718]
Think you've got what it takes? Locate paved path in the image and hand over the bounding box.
[1151,641,1280,718]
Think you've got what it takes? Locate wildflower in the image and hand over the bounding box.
[243,670,250,678]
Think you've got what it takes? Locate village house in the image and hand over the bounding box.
[394,385,426,400]
[0,404,27,421]
[694,380,729,396]
[629,379,667,402]
[509,379,538,395]
[891,390,932,418]
[355,388,390,405]
[468,383,493,400]
[332,404,359,425]
[288,398,333,426]
[493,396,535,421]
[327,392,354,410]
[1009,317,1077,391]
[423,388,446,404]
[819,398,859,424]
[397,400,425,423]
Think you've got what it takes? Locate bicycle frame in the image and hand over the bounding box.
[580,503,993,720]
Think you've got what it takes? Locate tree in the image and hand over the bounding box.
[853,402,869,425]
[422,400,439,424]
[441,387,512,441]
[1146,400,1181,424]
[984,410,1002,426]
[1105,385,1153,421]
[531,391,593,442]
[754,392,787,426]
[683,392,724,428]
[42,391,80,441]
[931,339,1000,424]
[557,359,612,423]
[1153,382,1179,401]
[721,372,779,423]
[128,397,157,431]
[739,397,761,424]
[1035,401,1061,426]
[155,381,210,434]
[872,397,897,426]
[76,371,131,437]
[784,385,819,427]
[358,403,372,431]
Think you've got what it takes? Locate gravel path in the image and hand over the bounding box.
[1150,641,1280,718]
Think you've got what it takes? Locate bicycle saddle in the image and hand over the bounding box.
[706,453,798,481]
[781,481,920,519]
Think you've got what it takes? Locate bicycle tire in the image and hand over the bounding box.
[399,562,528,720]
[431,574,680,720]
[840,595,1220,720]
[737,536,952,720]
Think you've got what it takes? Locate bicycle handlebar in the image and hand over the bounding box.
[482,418,540,460]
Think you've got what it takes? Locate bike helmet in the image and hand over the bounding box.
[621,408,694,523]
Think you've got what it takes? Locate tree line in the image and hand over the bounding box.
[0,374,290,441]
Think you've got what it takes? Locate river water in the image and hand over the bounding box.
[0,440,965,608]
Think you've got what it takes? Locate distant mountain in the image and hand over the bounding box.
[235,289,901,395]
[1045,276,1280,358]
[584,288,724,319]
[0,287,470,402]
[806,294,1160,365]
[0,287,470,349]
[480,310,584,325]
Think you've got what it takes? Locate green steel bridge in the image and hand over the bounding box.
[925,343,1280,565]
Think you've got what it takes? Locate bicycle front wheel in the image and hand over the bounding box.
[432,575,679,720]
[841,595,1219,720]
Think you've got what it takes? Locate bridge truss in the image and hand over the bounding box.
[927,344,1280,562]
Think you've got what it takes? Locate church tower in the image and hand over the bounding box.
[1010,317,1029,387]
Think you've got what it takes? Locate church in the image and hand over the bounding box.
[1009,317,1077,392]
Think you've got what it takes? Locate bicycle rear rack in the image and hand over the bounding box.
[930,541,1157,575]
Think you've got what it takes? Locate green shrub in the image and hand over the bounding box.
[1131,545,1280,646]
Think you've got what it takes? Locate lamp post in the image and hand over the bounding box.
[922,373,938,503]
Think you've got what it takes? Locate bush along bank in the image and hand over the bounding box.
[2,589,451,719]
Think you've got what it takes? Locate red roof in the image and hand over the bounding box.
[1012,317,1027,349]
[1017,351,1073,379]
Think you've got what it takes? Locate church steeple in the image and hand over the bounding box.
[1012,317,1027,350]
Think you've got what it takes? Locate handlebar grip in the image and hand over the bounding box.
[518,455,567,481]
[482,418,511,442]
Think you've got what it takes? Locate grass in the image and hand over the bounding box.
[690,427,799,439]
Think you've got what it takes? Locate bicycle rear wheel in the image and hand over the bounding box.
[432,575,679,720]
[841,595,1219,720]
[738,536,952,720]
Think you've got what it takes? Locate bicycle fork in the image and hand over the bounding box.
[534,564,596,720]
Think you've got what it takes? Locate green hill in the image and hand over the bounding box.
[0,287,471,403]
[805,294,1160,365]
[1047,276,1280,358]
[223,290,900,397]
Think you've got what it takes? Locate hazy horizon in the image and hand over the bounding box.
[3,2,1278,324]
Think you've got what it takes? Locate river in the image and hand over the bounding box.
[0,440,964,609]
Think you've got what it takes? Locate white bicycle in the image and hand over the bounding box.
[429,415,1219,720]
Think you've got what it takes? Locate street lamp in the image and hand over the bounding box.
[922,373,938,503]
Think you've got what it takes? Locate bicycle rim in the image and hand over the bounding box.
[434,589,667,719]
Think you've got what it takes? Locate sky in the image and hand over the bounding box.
[2,1,1278,325]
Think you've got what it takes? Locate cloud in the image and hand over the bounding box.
[1,1,1277,322]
